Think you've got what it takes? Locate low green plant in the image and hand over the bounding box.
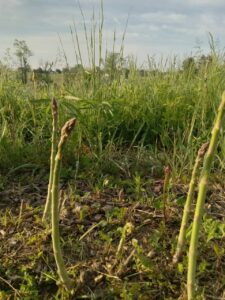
[116,222,134,259]
[132,239,154,274]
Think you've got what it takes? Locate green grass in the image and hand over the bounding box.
[1,53,225,173]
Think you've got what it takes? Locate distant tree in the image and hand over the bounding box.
[33,61,54,84]
[35,67,43,73]
[40,60,54,73]
[104,52,124,79]
[182,57,196,73]
[55,69,62,74]
[13,39,33,83]
[62,67,70,73]
[197,55,213,71]
[70,64,84,74]
[3,48,15,68]
[139,69,146,77]
[0,49,14,79]
[122,68,130,79]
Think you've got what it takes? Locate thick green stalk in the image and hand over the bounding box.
[187,92,225,299]
[173,142,208,265]
[51,118,76,291]
[43,98,58,222]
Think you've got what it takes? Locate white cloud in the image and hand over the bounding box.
[140,12,187,24]
[0,0,225,67]
[0,0,22,8]
[187,0,224,5]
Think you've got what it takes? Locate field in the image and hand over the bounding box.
[0,48,225,300]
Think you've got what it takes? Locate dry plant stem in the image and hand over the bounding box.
[51,118,76,291]
[173,142,209,265]
[32,71,37,99]
[0,275,21,298]
[163,166,171,224]
[43,98,58,222]
[116,248,136,277]
[187,92,225,300]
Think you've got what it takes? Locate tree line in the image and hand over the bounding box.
[0,39,218,84]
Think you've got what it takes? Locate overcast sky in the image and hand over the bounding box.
[0,0,224,68]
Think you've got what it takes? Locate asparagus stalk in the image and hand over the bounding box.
[43,98,58,222]
[51,118,76,291]
[187,92,225,299]
[172,142,208,265]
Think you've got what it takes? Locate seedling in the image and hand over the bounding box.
[116,222,134,259]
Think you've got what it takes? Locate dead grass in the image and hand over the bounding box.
[0,173,224,299]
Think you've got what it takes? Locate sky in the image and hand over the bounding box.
[0,0,224,68]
